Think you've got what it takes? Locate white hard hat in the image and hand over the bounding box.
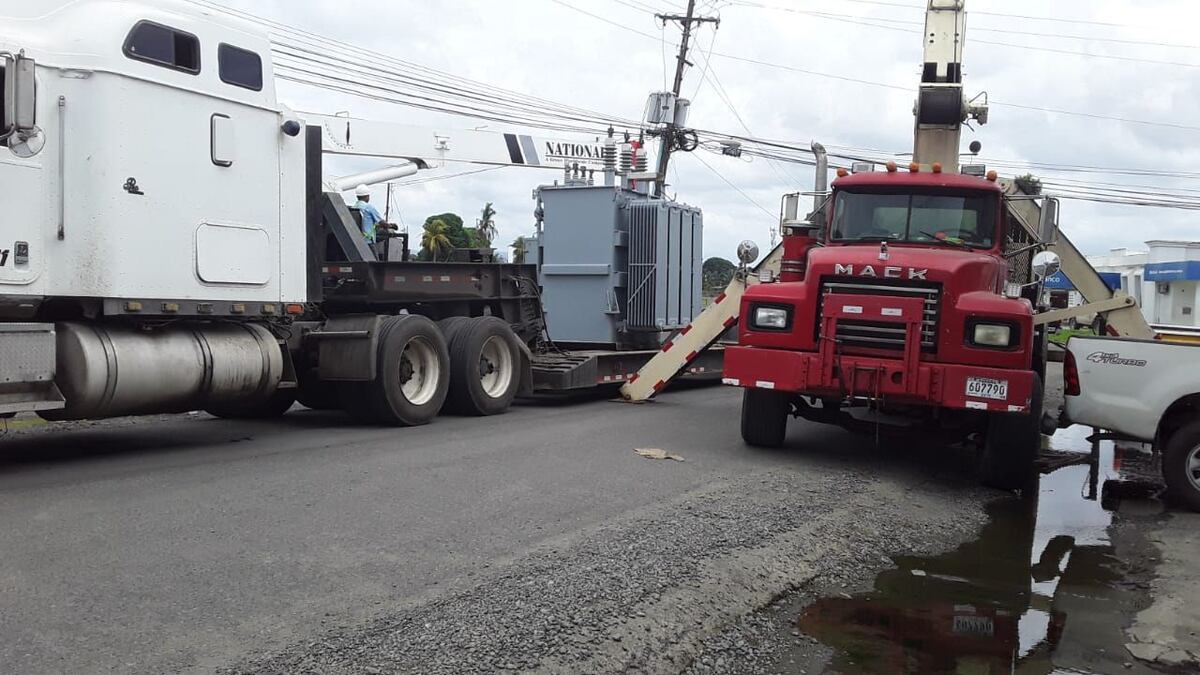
[354,184,370,197]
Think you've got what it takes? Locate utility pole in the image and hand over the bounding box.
[653,0,719,198]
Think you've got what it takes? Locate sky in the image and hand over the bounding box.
[219,0,1200,262]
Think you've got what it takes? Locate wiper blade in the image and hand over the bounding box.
[844,235,898,242]
[918,231,972,250]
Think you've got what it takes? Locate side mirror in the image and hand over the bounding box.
[1032,250,1062,282]
[737,240,760,266]
[780,193,801,224]
[1038,196,1059,244]
[3,53,36,134]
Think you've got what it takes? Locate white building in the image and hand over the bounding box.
[1142,241,1200,327]
[1065,241,1200,329]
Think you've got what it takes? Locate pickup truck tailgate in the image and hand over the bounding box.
[1063,335,1198,442]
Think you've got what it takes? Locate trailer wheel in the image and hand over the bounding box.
[205,388,296,419]
[369,315,450,425]
[1162,420,1200,512]
[980,376,1043,491]
[444,317,522,416]
[741,388,791,448]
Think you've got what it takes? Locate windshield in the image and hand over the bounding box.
[831,190,997,249]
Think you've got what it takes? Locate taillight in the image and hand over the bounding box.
[1064,349,1081,396]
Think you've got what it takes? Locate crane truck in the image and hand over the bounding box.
[621,0,1157,490]
[0,1,718,429]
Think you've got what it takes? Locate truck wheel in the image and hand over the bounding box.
[1162,421,1200,512]
[980,376,1043,491]
[205,388,296,419]
[741,388,791,448]
[444,317,522,416]
[369,315,451,426]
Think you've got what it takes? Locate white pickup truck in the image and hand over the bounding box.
[1062,336,1200,511]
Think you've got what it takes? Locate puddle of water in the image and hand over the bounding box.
[795,426,1157,674]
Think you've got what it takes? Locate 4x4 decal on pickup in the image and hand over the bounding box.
[1087,351,1148,367]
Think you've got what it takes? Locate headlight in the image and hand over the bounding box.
[752,306,790,330]
[972,323,1012,347]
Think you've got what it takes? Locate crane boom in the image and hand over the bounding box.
[303,113,612,171]
[912,0,987,172]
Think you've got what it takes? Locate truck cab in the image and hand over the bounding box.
[725,165,1049,489]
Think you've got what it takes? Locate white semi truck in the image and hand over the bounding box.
[0,1,720,426]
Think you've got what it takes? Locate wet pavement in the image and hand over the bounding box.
[792,425,1171,675]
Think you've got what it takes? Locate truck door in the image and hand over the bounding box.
[193,44,281,293]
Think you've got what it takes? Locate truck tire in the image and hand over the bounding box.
[980,376,1043,491]
[373,315,450,425]
[1162,420,1200,512]
[443,316,522,416]
[340,315,450,425]
[205,388,296,419]
[741,388,791,448]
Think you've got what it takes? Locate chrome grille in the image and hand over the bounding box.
[819,279,941,352]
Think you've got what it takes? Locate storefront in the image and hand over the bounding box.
[1143,255,1200,327]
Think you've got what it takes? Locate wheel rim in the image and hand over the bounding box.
[478,335,514,399]
[1187,444,1200,492]
[398,336,440,405]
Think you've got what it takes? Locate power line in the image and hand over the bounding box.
[689,152,778,220]
[547,0,660,39]
[535,0,1200,132]
[392,166,511,186]
[728,1,1200,50]
[191,0,645,133]
[726,4,1200,69]
[753,0,1143,30]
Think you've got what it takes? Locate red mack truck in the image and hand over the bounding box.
[725,164,1054,489]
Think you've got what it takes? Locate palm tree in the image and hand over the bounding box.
[511,236,528,264]
[422,219,453,261]
[477,202,497,246]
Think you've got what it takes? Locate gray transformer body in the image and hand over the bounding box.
[534,184,703,348]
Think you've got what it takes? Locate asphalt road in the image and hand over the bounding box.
[0,386,995,674]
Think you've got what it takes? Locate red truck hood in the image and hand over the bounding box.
[806,244,1004,291]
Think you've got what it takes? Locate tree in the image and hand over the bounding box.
[703,257,736,295]
[511,236,528,264]
[424,213,471,249]
[477,202,497,246]
[1014,173,1043,195]
[421,219,453,261]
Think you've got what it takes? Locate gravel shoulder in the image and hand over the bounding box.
[227,467,989,674]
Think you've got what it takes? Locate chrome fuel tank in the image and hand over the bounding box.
[41,321,284,420]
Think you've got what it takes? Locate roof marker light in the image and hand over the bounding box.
[986,170,999,182]
[932,162,943,173]
[885,161,898,173]
[836,167,849,178]
[908,162,920,173]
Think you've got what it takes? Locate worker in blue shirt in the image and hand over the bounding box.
[353,184,384,244]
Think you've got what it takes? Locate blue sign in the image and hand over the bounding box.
[1042,271,1120,291]
[1144,260,1200,282]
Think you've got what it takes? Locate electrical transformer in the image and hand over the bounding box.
[532,183,703,348]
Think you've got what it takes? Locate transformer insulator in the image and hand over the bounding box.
[603,142,618,171]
